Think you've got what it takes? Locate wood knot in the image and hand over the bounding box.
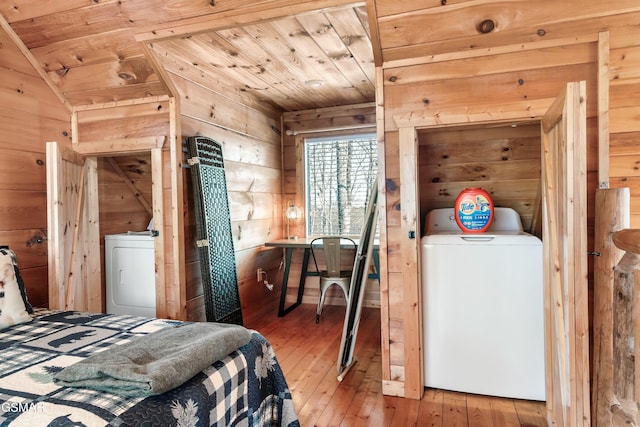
[56,66,70,77]
[478,19,495,34]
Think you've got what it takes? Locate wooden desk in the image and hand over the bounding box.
[265,238,379,317]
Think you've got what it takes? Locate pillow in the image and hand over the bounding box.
[0,247,33,329]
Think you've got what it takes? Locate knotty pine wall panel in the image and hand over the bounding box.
[417,122,542,234]
[606,24,640,226]
[175,75,283,324]
[97,156,153,237]
[384,63,597,132]
[376,2,640,62]
[0,26,70,308]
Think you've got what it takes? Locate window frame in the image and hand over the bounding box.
[302,131,378,238]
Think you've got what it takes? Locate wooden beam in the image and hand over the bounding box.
[365,0,383,67]
[282,102,376,134]
[46,142,64,310]
[285,124,375,136]
[106,157,153,216]
[72,136,166,156]
[75,101,171,123]
[597,31,610,188]
[84,156,102,313]
[382,33,599,69]
[139,42,178,99]
[375,65,393,386]
[168,97,187,320]
[151,147,166,319]
[72,95,171,112]
[395,98,553,130]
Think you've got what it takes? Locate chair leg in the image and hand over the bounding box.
[337,283,350,305]
[316,283,328,323]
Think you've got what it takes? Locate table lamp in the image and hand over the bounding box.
[285,201,301,239]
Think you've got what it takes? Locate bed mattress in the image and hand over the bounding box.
[0,310,299,426]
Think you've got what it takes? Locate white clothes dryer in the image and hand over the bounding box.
[105,233,156,318]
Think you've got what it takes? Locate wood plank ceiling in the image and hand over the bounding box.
[0,0,375,113]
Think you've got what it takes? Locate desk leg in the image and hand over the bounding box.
[278,248,293,317]
[296,248,310,304]
[278,247,309,317]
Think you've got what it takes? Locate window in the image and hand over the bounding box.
[305,133,378,237]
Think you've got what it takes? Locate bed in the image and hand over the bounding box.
[0,309,299,426]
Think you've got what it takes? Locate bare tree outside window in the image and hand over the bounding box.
[305,134,378,237]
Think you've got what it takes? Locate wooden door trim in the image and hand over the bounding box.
[398,125,423,399]
[394,114,550,401]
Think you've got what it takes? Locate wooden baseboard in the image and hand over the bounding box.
[382,380,405,397]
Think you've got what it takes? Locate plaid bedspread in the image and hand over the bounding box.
[0,310,299,427]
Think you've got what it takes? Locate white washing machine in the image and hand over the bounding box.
[422,207,545,400]
[105,233,156,317]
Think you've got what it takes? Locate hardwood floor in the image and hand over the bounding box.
[247,303,548,427]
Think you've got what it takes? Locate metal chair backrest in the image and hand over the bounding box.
[310,237,356,277]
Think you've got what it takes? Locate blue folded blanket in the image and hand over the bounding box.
[53,321,251,397]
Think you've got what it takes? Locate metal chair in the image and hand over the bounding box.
[310,237,356,323]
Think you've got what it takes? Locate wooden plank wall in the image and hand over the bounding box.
[418,122,543,236]
[97,155,154,237]
[167,72,285,324]
[0,26,71,308]
[374,0,640,400]
[281,103,380,309]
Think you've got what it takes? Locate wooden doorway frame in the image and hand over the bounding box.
[393,81,590,425]
[47,97,184,319]
[384,32,609,414]
[46,141,166,315]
